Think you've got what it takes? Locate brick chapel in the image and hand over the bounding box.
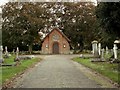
[41,28,70,54]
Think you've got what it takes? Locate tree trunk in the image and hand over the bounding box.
[28,44,32,54]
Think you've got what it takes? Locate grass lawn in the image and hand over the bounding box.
[1,55,41,85]
[73,57,119,84]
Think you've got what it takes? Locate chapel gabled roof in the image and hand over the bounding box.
[42,27,70,42]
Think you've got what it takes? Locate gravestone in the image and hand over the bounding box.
[16,47,19,58]
[0,46,4,63]
[5,46,8,54]
[106,46,109,55]
[101,48,105,60]
[110,49,114,55]
[92,40,99,57]
[113,44,118,59]
[98,43,101,56]
[14,47,20,62]
[4,46,9,58]
[12,49,15,54]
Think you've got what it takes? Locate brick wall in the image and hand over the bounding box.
[41,28,70,54]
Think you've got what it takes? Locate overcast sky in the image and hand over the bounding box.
[0,0,8,12]
[0,0,9,6]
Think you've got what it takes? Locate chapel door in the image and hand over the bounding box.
[53,42,59,54]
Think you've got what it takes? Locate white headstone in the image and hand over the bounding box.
[0,46,4,63]
[92,40,98,57]
[5,46,7,51]
[5,46,8,55]
[113,44,118,59]
[17,47,19,52]
[98,43,101,56]
[16,47,19,59]
[92,43,94,54]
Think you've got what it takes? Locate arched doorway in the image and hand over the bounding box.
[53,42,59,54]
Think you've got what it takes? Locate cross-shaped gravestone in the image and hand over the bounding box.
[0,45,4,63]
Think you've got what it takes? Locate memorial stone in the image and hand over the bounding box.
[92,40,99,57]
[106,46,109,55]
[101,48,105,60]
[0,46,4,63]
[98,43,101,56]
[113,44,118,59]
[4,46,9,58]
[14,47,20,62]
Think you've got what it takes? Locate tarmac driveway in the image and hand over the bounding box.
[12,55,113,88]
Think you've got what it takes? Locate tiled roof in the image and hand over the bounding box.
[42,27,70,42]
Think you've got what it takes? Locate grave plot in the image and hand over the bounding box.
[91,40,120,63]
[73,40,120,87]
[0,46,41,86]
[1,55,41,86]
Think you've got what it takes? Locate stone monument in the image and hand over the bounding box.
[105,46,109,55]
[92,40,99,57]
[101,48,105,60]
[14,47,20,62]
[4,46,9,58]
[98,43,101,56]
[0,46,4,63]
[113,44,118,60]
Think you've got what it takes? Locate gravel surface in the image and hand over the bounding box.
[12,55,106,88]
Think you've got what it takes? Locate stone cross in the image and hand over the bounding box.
[0,46,4,63]
[16,47,19,59]
[98,43,101,56]
[101,48,105,60]
[92,40,98,57]
[113,44,118,59]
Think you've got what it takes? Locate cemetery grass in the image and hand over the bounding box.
[1,55,41,84]
[73,57,119,84]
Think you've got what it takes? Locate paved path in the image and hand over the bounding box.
[12,55,114,88]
